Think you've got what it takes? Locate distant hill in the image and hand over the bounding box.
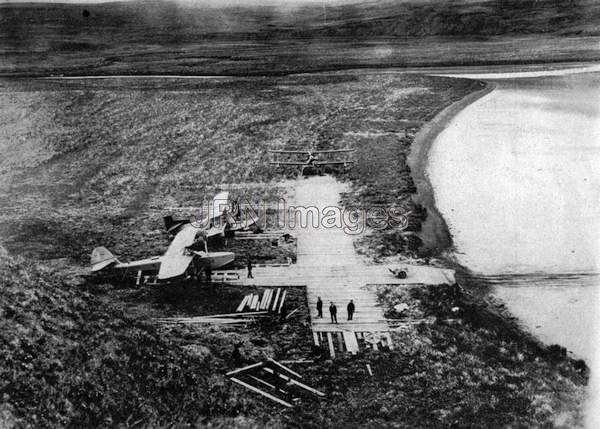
[1,0,598,41]
[1,0,599,75]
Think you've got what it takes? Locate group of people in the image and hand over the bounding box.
[316,297,355,323]
[247,259,359,324]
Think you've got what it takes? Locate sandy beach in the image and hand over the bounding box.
[407,80,495,255]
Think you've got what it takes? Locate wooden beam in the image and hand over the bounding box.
[278,290,287,313]
[250,294,259,310]
[262,367,325,397]
[259,291,267,310]
[313,331,320,346]
[226,362,264,376]
[264,289,273,309]
[229,377,293,408]
[336,332,345,352]
[272,288,281,311]
[343,331,359,354]
[326,332,335,358]
[284,308,300,320]
[204,311,268,318]
[267,358,302,379]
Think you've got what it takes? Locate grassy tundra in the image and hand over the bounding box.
[0,70,588,428]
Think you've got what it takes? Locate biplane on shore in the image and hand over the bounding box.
[269,148,355,176]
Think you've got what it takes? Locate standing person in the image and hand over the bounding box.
[316,297,323,318]
[247,258,254,279]
[347,299,355,321]
[205,267,212,283]
[329,302,338,324]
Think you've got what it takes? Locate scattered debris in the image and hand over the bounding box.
[226,359,325,407]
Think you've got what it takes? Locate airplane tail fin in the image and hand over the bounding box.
[91,246,118,272]
[164,215,189,234]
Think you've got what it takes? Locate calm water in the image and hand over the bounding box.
[428,70,600,360]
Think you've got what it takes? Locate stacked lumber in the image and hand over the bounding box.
[236,288,287,313]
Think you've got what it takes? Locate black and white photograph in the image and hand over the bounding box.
[0,0,599,427]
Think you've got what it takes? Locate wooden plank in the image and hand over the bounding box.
[226,362,264,376]
[248,375,288,394]
[262,367,326,397]
[313,332,320,346]
[263,289,271,309]
[229,377,293,407]
[336,332,345,352]
[251,295,260,310]
[272,288,281,311]
[326,332,335,358]
[265,289,273,309]
[247,294,255,311]
[278,290,287,313]
[366,364,373,377]
[284,308,300,320]
[259,291,267,310]
[255,295,262,310]
[343,331,359,354]
[204,311,268,318]
[236,295,251,312]
[267,358,303,379]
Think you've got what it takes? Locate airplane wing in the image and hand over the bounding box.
[164,223,198,256]
[157,254,194,280]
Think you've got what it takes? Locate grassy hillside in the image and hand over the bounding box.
[0,245,317,427]
[1,0,599,76]
[0,73,478,264]
[0,246,588,427]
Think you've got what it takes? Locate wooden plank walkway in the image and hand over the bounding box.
[229,176,455,358]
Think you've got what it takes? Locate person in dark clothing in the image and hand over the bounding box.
[316,297,323,318]
[205,267,212,283]
[329,302,338,324]
[247,258,253,279]
[347,300,355,321]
